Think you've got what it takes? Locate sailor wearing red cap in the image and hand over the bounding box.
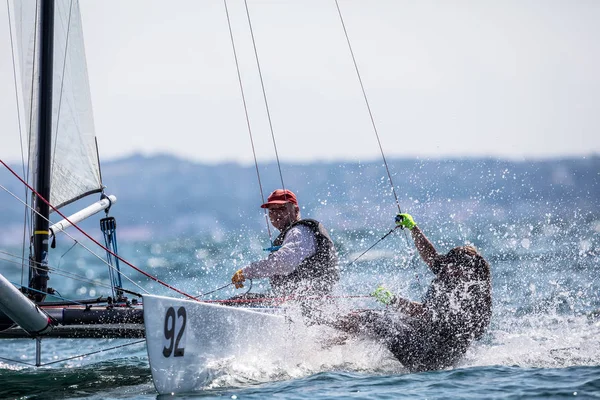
[231,189,339,298]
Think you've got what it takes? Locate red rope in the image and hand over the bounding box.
[1,159,199,302]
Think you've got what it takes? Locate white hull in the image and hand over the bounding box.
[143,294,287,395]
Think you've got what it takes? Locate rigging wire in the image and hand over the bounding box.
[228,1,410,265]
[0,250,123,295]
[6,279,86,306]
[333,0,419,268]
[343,226,400,270]
[242,0,301,232]
[242,0,287,193]
[0,356,35,367]
[26,261,129,297]
[40,339,146,367]
[0,339,146,367]
[193,282,232,299]
[24,0,40,289]
[5,0,33,287]
[55,241,78,270]
[0,163,199,301]
[333,0,403,215]
[222,0,272,241]
[331,1,423,284]
[0,181,148,295]
[0,250,25,265]
[24,2,40,289]
[204,292,372,305]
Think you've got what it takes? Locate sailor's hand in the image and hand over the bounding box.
[395,213,416,230]
[371,286,395,305]
[231,269,246,289]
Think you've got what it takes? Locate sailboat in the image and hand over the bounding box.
[0,0,303,394]
[3,0,405,393]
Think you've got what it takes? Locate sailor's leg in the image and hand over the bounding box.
[331,310,390,335]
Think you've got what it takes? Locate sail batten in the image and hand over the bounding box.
[13,0,102,210]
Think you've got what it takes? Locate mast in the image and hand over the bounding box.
[30,0,55,302]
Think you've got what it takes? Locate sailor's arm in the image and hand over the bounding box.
[371,286,426,317]
[396,213,442,274]
[243,225,316,279]
[411,226,442,273]
[391,296,427,317]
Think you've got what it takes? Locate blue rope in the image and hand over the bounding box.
[101,217,123,297]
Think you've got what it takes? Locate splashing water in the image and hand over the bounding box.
[0,210,599,398]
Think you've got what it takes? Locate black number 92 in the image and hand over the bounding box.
[162,306,187,357]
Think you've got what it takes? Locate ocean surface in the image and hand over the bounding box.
[0,209,599,399]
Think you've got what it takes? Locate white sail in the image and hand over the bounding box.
[13,0,102,210]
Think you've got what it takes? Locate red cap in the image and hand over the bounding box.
[260,189,298,208]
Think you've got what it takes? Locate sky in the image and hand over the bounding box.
[1,0,599,165]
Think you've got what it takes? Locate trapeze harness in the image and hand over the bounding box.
[269,219,339,297]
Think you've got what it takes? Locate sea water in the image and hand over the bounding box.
[0,214,599,399]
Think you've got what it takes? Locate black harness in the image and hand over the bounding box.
[269,219,339,296]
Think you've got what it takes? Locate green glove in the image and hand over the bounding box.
[395,213,416,230]
[371,286,395,305]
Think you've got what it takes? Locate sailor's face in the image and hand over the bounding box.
[268,203,296,231]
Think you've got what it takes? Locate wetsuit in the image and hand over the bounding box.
[351,262,491,372]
